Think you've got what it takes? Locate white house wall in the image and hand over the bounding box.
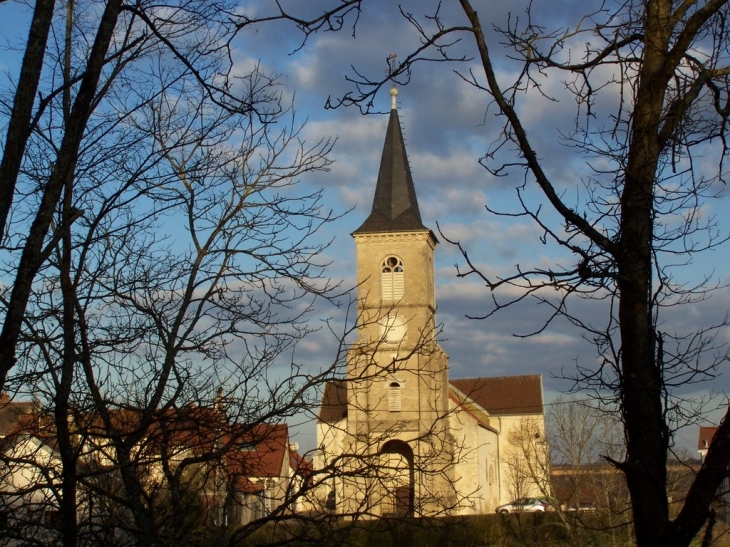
[494,413,547,505]
[311,417,346,513]
[448,402,500,514]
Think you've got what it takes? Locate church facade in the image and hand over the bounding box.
[314,88,545,517]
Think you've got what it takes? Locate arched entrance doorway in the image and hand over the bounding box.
[379,440,414,517]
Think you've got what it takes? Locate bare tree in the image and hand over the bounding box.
[330,0,730,544]
[548,398,631,546]
[0,0,363,395]
[548,397,624,505]
[1,75,339,545]
[0,1,369,546]
[502,417,551,506]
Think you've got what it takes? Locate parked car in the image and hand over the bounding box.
[566,502,597,511]
[495,497,547,513]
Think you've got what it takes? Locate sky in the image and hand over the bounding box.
[1,0,729,453]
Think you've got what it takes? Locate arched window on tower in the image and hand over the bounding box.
[382,256,404,301]
[388,382,401,412]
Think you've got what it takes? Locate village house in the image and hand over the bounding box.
[0,394,307,538]
[698,426,730,523]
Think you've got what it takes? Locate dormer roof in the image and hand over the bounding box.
[353,106,428,234]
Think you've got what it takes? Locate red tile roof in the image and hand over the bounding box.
[317,376,544,424]
[0,395,35,436]
[290,449,312,477]
[318,381,347,423]
[450,375,544,415]
[225,424,289,478]
[0,399,296,484]
[698,426,718,450]
[96,410,293,479]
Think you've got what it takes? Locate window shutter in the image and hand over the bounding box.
[392,272,404,299]
[382,274,393,300]
[388,383,401,412]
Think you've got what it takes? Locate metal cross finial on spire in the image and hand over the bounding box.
[388,52,398,110]
[388,52,398,78]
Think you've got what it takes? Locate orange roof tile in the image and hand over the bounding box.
[698,426,718,450]
[1,400,292,483]
[0,395,35,436]
[225,424,289,478]
[318,381,347,423]
[450,375,543,415]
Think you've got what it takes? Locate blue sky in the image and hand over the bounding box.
[2,0,729,453]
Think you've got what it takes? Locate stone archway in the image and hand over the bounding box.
[379,440,414,517]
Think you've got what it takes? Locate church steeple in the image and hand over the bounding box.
[353,87,427,234]
[321,81,456,518]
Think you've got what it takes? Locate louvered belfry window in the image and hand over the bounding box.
[382,256,404,301]
[388,382,402,412]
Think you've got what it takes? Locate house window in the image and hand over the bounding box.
[382,256,404,301]
[388,382,401,412]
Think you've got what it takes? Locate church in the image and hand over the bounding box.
[313,87,545,517]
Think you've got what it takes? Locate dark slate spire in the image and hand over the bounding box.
[353,88,428,234]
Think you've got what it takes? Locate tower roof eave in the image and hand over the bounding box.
[351,223,440,247]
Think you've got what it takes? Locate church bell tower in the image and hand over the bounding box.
[343,86,455,516]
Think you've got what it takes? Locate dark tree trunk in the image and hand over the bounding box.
[453,0,730,544]
[617,1,679,543]
[0,0,55,242]
[0,0,124,392]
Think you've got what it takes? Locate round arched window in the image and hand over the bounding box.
[381,256,404,300]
